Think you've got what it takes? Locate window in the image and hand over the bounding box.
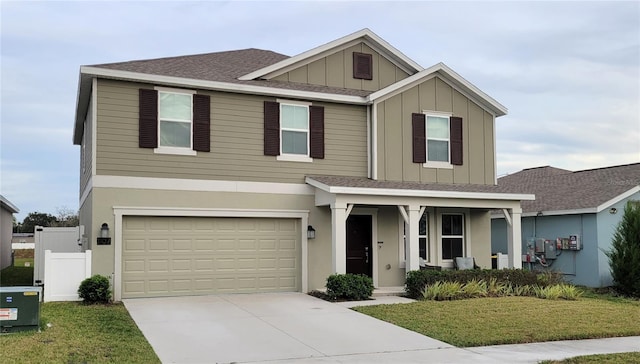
[412,113,463,167]
[441,214,464,260]
[280,103,309,156]
[401,210,429,263]
[138,88,210,154]
[263,101,324,161]
[159,91,192,149]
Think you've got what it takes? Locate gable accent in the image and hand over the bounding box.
[353,52,373,80]
[309,105,325,159]
[139,89,158,148]
[193,94,210,152]
[412,113,426,163]
[264,101,280,156]
[450,116,463,166]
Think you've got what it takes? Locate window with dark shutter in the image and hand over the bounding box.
[450,116,463,165]
[139,89,158,148]
[309,106,325,159]
[264,101,280,156]
[193,94,210,152]
[412,113,426,163]
[353,52,373,80]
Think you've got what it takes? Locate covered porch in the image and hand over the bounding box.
[306,176,534,288]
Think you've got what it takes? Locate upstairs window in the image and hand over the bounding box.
[139,88,210,155]
[412,113,463,168]
[264,100,324,162]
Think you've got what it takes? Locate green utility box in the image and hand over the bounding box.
[0,286,42,333]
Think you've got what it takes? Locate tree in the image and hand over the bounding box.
[54,206,79,227]
[19,212,57,233]
[606,201,640,297]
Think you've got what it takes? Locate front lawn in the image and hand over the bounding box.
[542,352,640,364]
[354,295,640,347]
[2,302,159,363]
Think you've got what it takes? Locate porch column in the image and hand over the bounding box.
[331,202,347,274]
[506,208,523,269]
[406,205,421,272]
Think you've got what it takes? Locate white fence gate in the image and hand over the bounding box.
[34,226,81,285]
[43,250,91,302]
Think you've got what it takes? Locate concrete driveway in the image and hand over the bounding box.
[123,292,490,363]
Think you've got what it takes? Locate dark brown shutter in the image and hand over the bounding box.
[412,113,426,163]
[450,116,463,165]
[192,94,210,152]
[353,52,373,80]
[309,105,325,159]
[264,101,280,156]
[139,89,158,148]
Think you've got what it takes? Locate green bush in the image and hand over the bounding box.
[78,275,111,304]
[461,279,488,298]
[422,281,463,300]
[405,269,564,299]
[606,202,640,298]
[326,273,373,301]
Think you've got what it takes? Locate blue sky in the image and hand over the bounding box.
[1,1,639,221]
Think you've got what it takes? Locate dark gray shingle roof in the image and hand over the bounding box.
[89,49,372,97]
[498,163,640,213]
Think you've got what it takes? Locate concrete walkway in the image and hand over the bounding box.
[124,293,639,364]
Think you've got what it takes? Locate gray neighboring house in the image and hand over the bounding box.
[492,163,640,287]
[1,195,20,270]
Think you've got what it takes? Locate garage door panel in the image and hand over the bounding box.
[122,216,301,298]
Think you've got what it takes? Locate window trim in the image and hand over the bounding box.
[276,99,313,162]
[440,212,465,261]
[154,86,197,156]
[423,111,453,169]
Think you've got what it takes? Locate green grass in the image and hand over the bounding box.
[542,352,640,363]
[0,265,33,286]
[353,295,640,347]
[13,257,34,267]
[1,302,160,363]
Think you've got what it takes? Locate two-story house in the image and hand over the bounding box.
[73,29,533,301]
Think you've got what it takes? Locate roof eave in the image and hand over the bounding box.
[368,62,508,117]
[0,195,19,213]
[238,28,423,81]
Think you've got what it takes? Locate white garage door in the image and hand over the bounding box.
[121,216,301,298]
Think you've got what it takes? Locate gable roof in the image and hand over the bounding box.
[498,163,640,215]
[238,28,423,81]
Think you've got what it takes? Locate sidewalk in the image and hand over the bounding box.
[339,296,640,363]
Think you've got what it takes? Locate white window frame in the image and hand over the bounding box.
[276,99,313,163]
[440,213,465,261]
[422,111,453,169]
[398,209,430,268]
[154,86,197,156]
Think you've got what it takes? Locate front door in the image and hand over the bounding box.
[346,215,372,277]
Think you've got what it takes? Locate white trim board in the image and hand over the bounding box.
[112,207,309,301]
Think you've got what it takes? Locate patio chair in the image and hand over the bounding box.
[454,257,480,270]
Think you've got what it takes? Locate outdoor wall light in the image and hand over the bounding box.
[97,223,111,245]
[307,225,316,240]
[609,208,617,214]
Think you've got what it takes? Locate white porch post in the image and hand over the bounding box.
[406,205,421,272]
[331,202,347,274]
[506,208,523,269]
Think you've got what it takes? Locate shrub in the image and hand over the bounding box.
[461,279,488,298]
[422,281,463,301]
[78,274,111,304]
[558,284,583,300]
[405,268,563,299]
[326,273,373,301]
[606,202,640,298]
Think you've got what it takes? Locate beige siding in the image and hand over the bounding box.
[376,76,497,185]
[273,42,410,92]
[95,79,367,183]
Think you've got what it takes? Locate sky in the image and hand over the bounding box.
[1,0,639,221]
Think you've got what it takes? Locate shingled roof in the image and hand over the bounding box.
[498,163,640,214]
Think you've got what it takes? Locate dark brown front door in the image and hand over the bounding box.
[346,215,372,277]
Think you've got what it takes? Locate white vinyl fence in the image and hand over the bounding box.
[43,250,92,302]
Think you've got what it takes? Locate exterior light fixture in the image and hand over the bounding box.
[609,208,617,214]
[307,225,316,240]
[97,223,111,245]
[536,212,543,217]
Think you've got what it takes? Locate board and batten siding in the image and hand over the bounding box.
[271,43,410,92]
[94,79,367,183]
[376,77,496,185]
